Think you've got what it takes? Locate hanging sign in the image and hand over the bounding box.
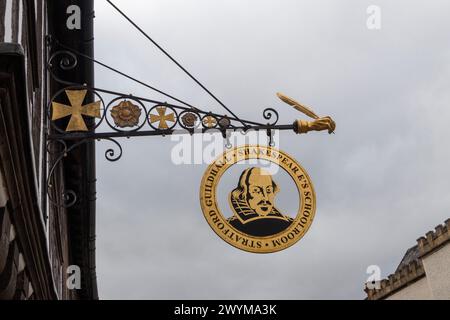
[200,145,316,253]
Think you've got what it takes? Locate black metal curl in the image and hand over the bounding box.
[46,137,123,208]
[47,50,81,86]
[48,50,78,70]
[46,139,89,208]
[263,108,279,126]
[101,137,123,162]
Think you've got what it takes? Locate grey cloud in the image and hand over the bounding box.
[92,0,450,299]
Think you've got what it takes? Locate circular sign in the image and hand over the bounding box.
[199,145,316,253]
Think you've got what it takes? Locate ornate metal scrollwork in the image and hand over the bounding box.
[46,137,123,208]
[44,45,335,209]
[47,49,80,87]
[102,137,123,162]
[48,50,78,71]
[46,138,83,208]
[263,108,279,126]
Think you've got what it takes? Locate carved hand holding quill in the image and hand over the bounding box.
[276,92,336,134]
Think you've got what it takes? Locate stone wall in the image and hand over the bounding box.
[365,219,450,300]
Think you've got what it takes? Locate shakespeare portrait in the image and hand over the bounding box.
[227,167,293,236]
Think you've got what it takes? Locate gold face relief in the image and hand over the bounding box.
[199,145,316,253]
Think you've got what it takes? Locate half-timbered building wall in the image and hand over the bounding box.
[0,0,88,300]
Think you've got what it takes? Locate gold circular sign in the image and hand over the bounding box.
[200,145,316,253]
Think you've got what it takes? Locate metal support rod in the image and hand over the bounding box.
[48,125,295,141]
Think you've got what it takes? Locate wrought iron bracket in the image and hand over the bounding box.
[44,43,334,208]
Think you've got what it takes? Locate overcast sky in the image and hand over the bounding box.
[93,0,450,299]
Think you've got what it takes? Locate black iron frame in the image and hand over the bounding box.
[45,43,296,208]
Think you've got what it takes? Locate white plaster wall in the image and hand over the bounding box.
[2,0,24,44]
[386,277,432,300]
[422,242,450,300]
[3,0,13,42]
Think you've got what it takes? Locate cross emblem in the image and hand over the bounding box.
[202,115,217,128]
[52,90,101,131]
[149,106,175,129]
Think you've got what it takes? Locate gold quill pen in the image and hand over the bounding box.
[276,92,319,119]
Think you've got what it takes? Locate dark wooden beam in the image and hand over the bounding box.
[0,43,57,299]
[0,1,6,42]
[47,0,98,300]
